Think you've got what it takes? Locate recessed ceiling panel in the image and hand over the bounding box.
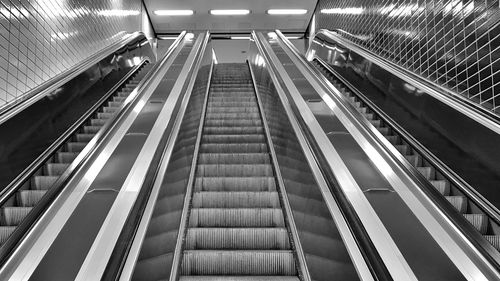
[145,0,317,33]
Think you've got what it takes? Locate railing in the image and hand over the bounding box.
[309,29,500,135]
[0,32,185,267]
[252,31,394,281]
[0,32,148,125]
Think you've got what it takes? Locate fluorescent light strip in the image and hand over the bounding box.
[231,36,250,40]
[154,10,193,16]
[321,8,364,14]
[158,35,180,39]
[210,9,250,15]
[267,9,307,15]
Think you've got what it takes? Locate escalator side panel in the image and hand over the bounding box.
[249,59,360,281]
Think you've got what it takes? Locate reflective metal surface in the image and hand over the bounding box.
[0,0,148,108]
[308,31,500,218]
[260,31,482,280]
[312,0,500,114]
[121,36,213,281]
[0,32,193,281]
[0,33,153,199]
[250,34,375,281]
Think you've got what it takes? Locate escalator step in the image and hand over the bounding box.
[83,125,101,134]
[192,192,280,208]
[17,190,47,207]
[31,176,58,190]
[203,135,265,144]
[75,133,95,143]
[385,135,400,144]
[377,127,390,135]
[417,167,435,180]
[200,143,267,153]
[204,127,264,135]
[363,112,374,120]
[198,153,270,164]
[430,180,450,195]
[44,163,69,176]
[108,101,122,108]
[103,107,118,113]
[196,164,273,177]
[90,119,107,126]
[405,154,422,166]
[0,226,16,244]
[179,276,300,281]
[56,152,78,163]
[464,214,488,234]
[205,113,261,119]
[97,112,113,119]
[205,120,262,127]
[117,92,131,97]
[66,142,87,152]
[189,208,285,227]
[208,102,257,108]
[445,196,467,213]
[185,228,289,250]
[209,97,256,103]
[194,177,276,192]
[1,207,32,225]
[484,235,500,251]
[394,144,410,155]
[181,250,296,275]
[113,96,127,102]
[206,107,259,114]
[369,119,382,127]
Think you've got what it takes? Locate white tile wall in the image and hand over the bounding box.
[0,0,146,108]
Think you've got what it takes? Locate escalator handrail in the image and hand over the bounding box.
[106,32,211,281]
[0,31,187,266]
[314,56,500,229]
[312,56,500,270]
[252,31,394,281]
[310,29,500,135]
[0,59,147,209]
[0,32,150,126]
[277,30,500,276]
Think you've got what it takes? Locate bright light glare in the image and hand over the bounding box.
[210,9,250,15]
[158,36,179,40]
[231,36,250,40]
[267,9,307,15]
[267,32,278,39]
[154,10,194,16]
[321,8,364,14]
[185,33,195,40]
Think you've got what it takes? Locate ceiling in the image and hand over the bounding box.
[144,0,318,34]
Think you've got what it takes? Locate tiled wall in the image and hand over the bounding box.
[0,0,147,108]
[313,0,500,112]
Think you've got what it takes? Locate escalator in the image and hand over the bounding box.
[312,59,500,251]
[177,63,300,280]
[0,62,153,245]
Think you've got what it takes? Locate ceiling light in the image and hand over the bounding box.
[267,9,307,15]
[321,8,364,14]
[154,10,194,16]
[231,36,250,40]
[210,9,250,15]
[158,36,179,40]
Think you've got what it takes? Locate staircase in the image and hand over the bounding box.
[178,63,301,281]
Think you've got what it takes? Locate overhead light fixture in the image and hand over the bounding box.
[267,9,307,15]
[154,10,194,16]
[210,9,250,15]
[320,8,364,14]
[231,36,250,40]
